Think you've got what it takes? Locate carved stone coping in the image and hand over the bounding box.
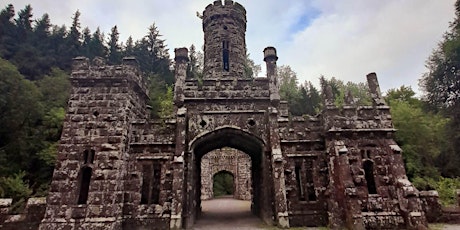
[328,128,396,132]
[184,97,270,101]
[202,110,266,114]
[130,142,175,146]
[136,156,171,160]
[281,139,323,143]
[286,152,320,157]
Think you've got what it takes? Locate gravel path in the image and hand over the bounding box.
[193,197,265,230]
[193,197,460,230]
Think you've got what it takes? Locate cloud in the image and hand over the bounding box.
[282,0,456,93]
[5,0,456,94]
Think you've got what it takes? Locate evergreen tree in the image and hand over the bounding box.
[15,5,33,42]
[187,44,203,79]
[67,10,81,57]
[80,27,91,58]
[107,25,121,64]
[87,27,107,59]
[0,4,16,59]
[123,36,135,57]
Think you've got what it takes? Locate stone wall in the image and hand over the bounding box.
[201,148,251,200]
[202,0,247,79]
[0,197,46,230]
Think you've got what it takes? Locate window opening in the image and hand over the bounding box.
[83,150,89,164]
[141,164,152,204]
[223,41,229,71]
[83,149,95,164]
[89,150,95,164]
[295,165,305,201]
[305,161,317,201]
[363,160,377,194]
[77,167,92,204]
[141,162,162,204]
[152,164,161,204]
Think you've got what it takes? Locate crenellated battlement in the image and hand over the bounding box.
[322,73,394,132]
[202,0,246,30]
[70,56,148,99]
[202,1,247,79]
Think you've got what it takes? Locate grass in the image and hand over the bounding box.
[428,223,445,230]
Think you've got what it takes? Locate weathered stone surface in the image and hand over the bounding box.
[201,148,251,200]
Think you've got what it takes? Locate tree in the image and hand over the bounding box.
[123,36,135,57]
[107,25,121,64]
[67,10,81,57]
[421,0,460,179]
[80,27,91,58]
[187,44,203,80]
[319,76,371,107]
[277,65,322,116]
[278,65,301,114]
[0,4,16,59]
[243,53,261,78]
[87,27,107,59]
[15,5,33,42]
[0,58,43,186]
[385,87,456,189]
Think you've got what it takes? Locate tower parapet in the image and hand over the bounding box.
[202,0,247,79]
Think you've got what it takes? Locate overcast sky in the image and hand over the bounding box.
[4,0,457,94]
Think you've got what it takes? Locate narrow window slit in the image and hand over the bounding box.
[77,167,92,204]
[223,40,229,71]
[295,165,305,201]
[363,160,377,194]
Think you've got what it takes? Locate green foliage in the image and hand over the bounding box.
[107,25,121,64]
[319,76,371,107]
[187,44,204,80]
[243,53,261,78]
[0,171,32,202]
[435,177,460,206]
[158,86,174,118]
[420,0,460,179]
[0,3,177,205]
[213,171,234,197]
[387,87,451,179]
[277,65,321,116]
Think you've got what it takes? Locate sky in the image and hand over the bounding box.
[3,0,457,94]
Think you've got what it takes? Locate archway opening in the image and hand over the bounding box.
[213,170,234,197]
[188,127,272,227]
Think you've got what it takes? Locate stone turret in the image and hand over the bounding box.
[202,0,247,79]
[264,47,280,106]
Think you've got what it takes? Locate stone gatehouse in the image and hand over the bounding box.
[38,0,428,229]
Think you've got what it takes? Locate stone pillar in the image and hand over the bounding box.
[366,72,386,106]
[268,106,289,228]
[326,141,364,229]
[170,108,187,229]
[264,47,280,106]
[457,189,460,207]
[174,48,188,107]
[419,190,442,222]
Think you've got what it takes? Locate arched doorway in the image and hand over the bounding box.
[187,127,273,227]
[201,148,252,201]
[212,170,234,197]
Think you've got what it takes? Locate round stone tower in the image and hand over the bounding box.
[202,0,247,79]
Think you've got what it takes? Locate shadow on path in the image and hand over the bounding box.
[193,196,265,229]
